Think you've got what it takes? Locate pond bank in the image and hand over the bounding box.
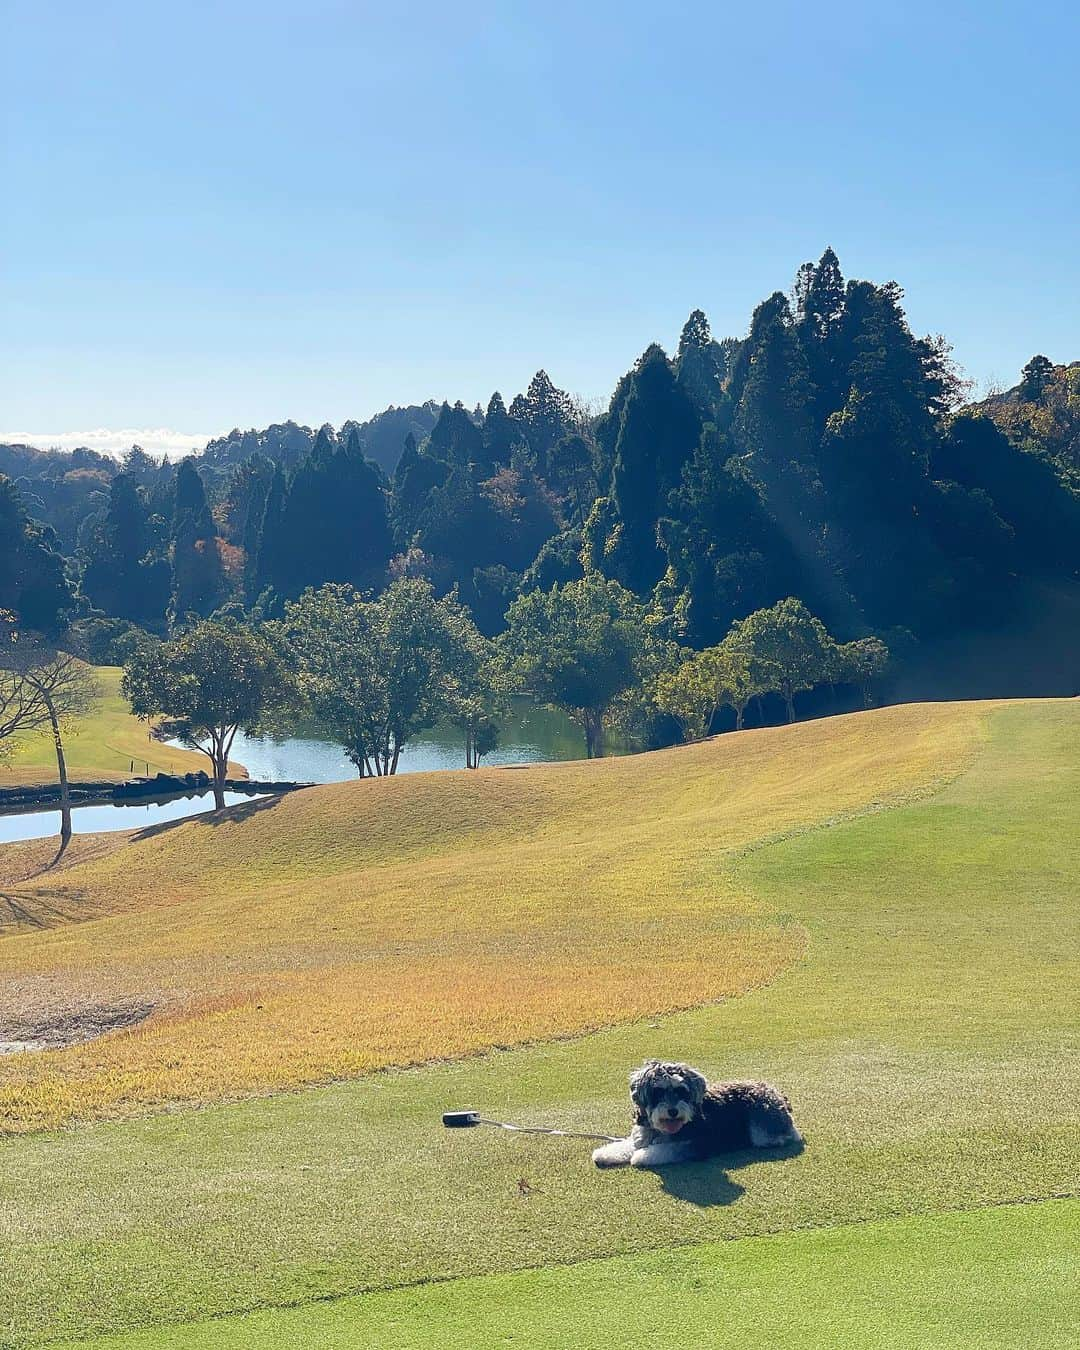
[0,772,307,817]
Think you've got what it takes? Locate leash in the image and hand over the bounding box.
[442,1110,619,1143]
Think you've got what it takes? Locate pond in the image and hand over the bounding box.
[223,698,586,784]
[0,701,587,845]
[0,790,267,846]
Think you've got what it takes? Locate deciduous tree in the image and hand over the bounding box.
[0,615,100,859]
[727,597,835,722]
[123,619,287,808]
[281,579,482,776]
[499,576,649,757]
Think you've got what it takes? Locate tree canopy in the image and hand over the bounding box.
[499,576,651,757]
[279,578,487,776]
[123,619,287,807]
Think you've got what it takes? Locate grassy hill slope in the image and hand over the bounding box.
[0,701,980,1131]
[0,699,1077,1346]
[0,667,226,788]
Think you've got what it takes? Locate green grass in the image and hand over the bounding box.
[0,667,224,788]
[0,701,1076,1346]
[51,1199,1080,1349]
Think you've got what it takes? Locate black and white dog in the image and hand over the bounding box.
[593,1059,802,1169]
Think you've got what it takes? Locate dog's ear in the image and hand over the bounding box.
[681,1065,707,1105]
[629,1061,656,1107]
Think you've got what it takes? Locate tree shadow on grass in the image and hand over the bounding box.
[657,1139,806,1209]
[128,789,288,844]
[0,886,90,931]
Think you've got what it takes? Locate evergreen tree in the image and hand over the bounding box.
[81,472,170,627]
[509,370,575,476]
[546,432,598,522]
[604,345,702,594]
[271,427,391,597]
[817,282,953,626]
[171,460,225,620]
[0,475,73,632]
[480,391,522,475]
[795,247,847,424]
[675,309,731,421]
[592,365,635,492]
[427,401,484,467]
[391,432,450,550]
[251,462,288,600]
[172,458,216,543]
[934,414,1080,575]
[1019,354,1055,403]
[658,427,798,645]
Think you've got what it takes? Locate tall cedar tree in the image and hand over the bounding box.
[509,370,575,476]
[795,247,848,425]
[606,344,702,594]
[391,432,449,551]
[271,427,391,597]
[171,459,225,620]
[251,462,287,599]
[81,472,170,627]
[480,392,522,475]
[728,292,851,629]
[0,476,73,632]
[658,426,799,645]
[674,309,731,422]
[427,402,483,468]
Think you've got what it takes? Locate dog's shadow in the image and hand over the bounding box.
[656,1139,805,1209]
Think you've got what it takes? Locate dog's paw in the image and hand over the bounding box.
[592,1141,632,1168]
[629,1149,654,1168]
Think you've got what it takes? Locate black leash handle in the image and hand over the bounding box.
[442,1110,618,1143]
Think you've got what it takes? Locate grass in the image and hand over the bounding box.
[0,667,223,788]
[0,701,981,1131]
[49,1198,1080,1349]
[0,699,1076,1347]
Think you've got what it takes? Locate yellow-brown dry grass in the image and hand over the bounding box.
[0,701,989,1131]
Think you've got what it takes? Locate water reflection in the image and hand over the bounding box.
[0,791,266,846]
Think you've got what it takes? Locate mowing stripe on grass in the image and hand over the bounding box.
[50,1199,1080,1350]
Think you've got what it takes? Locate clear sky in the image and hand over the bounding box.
[2,0,1077,454]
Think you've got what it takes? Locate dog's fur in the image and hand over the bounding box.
[592,1059,802,1169]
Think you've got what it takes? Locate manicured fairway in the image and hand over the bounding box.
[0,701,979,1131]
[0,667,221,788]
[0,700,1076,1347]
[51,1199,1080,1350]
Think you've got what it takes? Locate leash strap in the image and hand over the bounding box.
[474,1116,620,1143]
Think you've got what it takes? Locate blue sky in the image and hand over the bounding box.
[2,0,1077,453]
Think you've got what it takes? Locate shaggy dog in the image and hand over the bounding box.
[592,1059,802,1169]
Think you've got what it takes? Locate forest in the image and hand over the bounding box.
[3,249,1078,752]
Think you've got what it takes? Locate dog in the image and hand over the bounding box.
[592,1059,802,1169]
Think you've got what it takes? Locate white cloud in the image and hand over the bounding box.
[0,428,211,459]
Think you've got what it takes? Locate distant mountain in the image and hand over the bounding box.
[341,402,442,475]
[201,403,442,481]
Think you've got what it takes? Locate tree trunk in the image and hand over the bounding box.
[43,690,71,863]
[583,709,604,758]
[735,703,745,731]
[784,688,796,723]
[209,730,226,809]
